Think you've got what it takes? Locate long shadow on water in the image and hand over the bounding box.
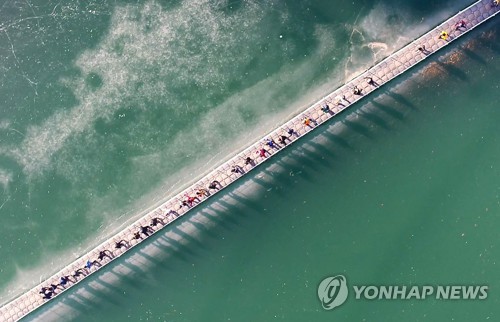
[285,141,335,172]
[461,47,487,66]
[476,20,500,53]
[79,284,122,308]
[436,60,469,82]
[342,119,374,139]
[156,235,197,263]
[94,276,129,299]
[226,192,269,216]
[170,226,210,252]
[204,202,242,227]
[371,100,405,121]
[197,207,238,231]
[325,133,352,150]
[61,293,93,313]
[187,218,220,240]
[385,91,419,111]
[357,110,391,131]
[137,248,171,268]
[306,139,338,162]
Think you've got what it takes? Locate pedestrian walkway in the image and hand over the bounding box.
[0,1,498,320]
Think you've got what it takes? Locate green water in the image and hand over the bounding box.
[0,0,499,321]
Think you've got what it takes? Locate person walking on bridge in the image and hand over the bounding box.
[208,180,222,190]
[455,20,467,31]
[98,250,113,261]
[438,31,449,41]
[257,148,269,158]
[115,239,129,249]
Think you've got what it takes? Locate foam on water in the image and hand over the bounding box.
[0,235,111,305]
[0,119,10,129]
[0,169,13,191]
[343,0,473,79]
[5,0,442,181]
[5,0,342,218]
[7,0,260,176]
[4,0,442,197]
[65,23,349,238]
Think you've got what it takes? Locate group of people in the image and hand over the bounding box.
[38,125,303,301]
[253,128,299,161]
[39,250,114,300]
[37,9,488,302]
[178,180,224,210]
[314,78,374,124]
[39,210,186,300]
[438,19,470,41]
[36,112,316,300]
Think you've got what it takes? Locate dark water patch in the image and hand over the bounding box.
[85,72,103,90]
[0,127,25,146]
[0,154,23,176]
[477,34,500,55]
[0,173,97,289]
[209,0,245,14]
[156,0,184,11]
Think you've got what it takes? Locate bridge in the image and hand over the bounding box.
[1,0,498,320]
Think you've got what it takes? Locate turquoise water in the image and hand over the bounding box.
[0,0,499,321]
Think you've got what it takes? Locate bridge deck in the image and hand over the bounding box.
[1,0,498,320]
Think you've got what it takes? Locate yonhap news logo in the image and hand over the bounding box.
[317,275,349,310]
[318,275,488,310]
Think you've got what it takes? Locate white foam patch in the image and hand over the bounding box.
[7,0,269,177]
[0,168,13,191]
[0,119,11,130]
[7,0,421,182]
[71,23,344,230]
[39,1,423,239]
[0,239,100,306]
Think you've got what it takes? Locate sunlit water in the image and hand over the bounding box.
[0,0,498,321]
